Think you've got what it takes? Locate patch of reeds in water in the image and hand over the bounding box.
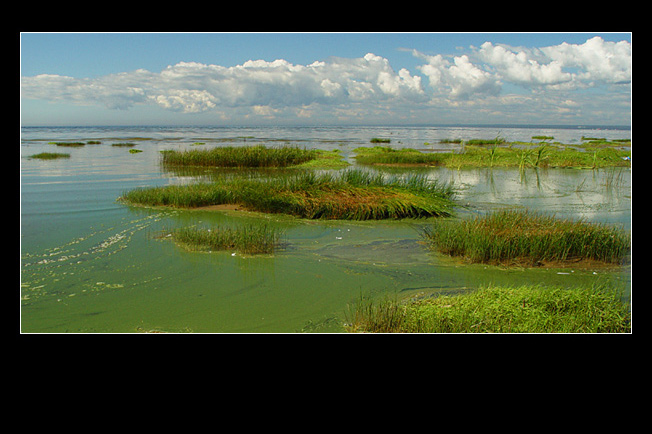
[354,145,631,169]
[161,145,318,168]
[421,209,630,266]
[28,152,71,160]
[120,169,456,220]
[164,223,282,255]
[345,284,631,333]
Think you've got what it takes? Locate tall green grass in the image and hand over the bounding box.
[161,145,318,168]
[164,224,282,254]
[421,209,630,266]
[345,284,631,333]
[120,169,456,220]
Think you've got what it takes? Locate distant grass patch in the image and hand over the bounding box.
[354,145,631,169]
[112,142,137,147]
[129,149,143,154]
[345,284,631,333]
[421,209,630,266]
[162,223,283,255]
[28,152,70,160]
[51,142,85,147]
[120,169,456,220]
[86,141,102,144]
[161,145,318,168]
[370,138,391,143]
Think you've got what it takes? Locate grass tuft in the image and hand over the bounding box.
[163,223,283,255]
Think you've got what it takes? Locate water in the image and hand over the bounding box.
[20,125,632,332]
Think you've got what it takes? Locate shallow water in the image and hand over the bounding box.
[20,126,631,332]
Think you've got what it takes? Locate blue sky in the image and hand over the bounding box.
[20,32,632,126]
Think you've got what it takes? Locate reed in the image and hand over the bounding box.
[421,209,630,266]
[161,145,318,168]
[120,169,456,220]
[345,283,631,333]
[164,223,282,254]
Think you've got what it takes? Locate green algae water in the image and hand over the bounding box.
[20,126,631,333]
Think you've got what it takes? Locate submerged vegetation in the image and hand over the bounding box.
[354,144,631,169]
[163,223,283,255]
[421,209,630,266]
[120,169,456,220]
[345,284,631,333]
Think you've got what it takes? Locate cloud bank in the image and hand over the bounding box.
[21,36,631,124]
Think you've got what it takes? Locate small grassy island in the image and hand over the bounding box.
[161,144,348,169]
[421,209,630,267]
[161,224,283,255]
[120,169,456,220]
[28,152,71,160]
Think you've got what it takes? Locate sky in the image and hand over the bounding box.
[20,32,632,126]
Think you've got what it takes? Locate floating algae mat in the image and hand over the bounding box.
[21,126,631,333]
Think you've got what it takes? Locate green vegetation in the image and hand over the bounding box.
[354,145,631,169]
[129,149,143,154]
[345,284,631,333]
[161,145,318,168]
[120,169,455,220]
[466,138,506,145]
[87,141,101,144]
[421,209,630,266]
[370,138,391,143]
[112,142,137,147]
[163,223,283,255]
[28,152,71,160]
[532,135,554,140]
[51,142,86,147]
[439,138,463,144]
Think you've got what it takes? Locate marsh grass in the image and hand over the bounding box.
[345,284,631,333]
[163,223,283,254]
[28,152,71,160]
[112,142,137,147]
[354,145,631,169]
[120,169,456,220]
[52,142,85,147]
[421,209,630,266]
[161,145,318,168]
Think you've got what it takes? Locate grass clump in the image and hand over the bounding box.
[28,152,70,160]
[370,138,391,143]
[164,223,283,255]
[51,142,85,147]
[421,209,630,266]
[161,145,318,168]
[345,284,631,333]
[112,142,137,147]
[120,169,456,220]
